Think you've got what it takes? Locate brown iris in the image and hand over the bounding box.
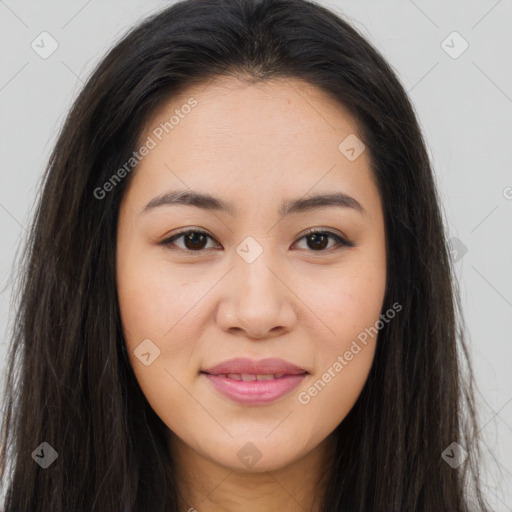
[182,231,208,250]
[306,233,329,251]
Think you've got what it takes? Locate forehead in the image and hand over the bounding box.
[126,75,377,215]
[141,75,361,144]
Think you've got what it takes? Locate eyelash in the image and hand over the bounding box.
[160,227,354,255]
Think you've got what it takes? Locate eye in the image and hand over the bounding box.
[160,228,354,254]
[161,229,219,252]
[294,228,354,252]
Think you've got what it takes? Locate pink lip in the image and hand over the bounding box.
[202,357,307,375]
[201,357,308,405]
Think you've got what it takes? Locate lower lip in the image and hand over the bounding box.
[202,373,307,405]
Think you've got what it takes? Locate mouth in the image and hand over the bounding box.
[200,357,309,405]
[201,372,303,380]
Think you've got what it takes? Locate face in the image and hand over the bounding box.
[116,76,387,473]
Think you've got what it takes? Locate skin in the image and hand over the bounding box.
[116,75,387,512]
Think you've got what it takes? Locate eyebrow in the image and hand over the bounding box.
[140,189,365,218]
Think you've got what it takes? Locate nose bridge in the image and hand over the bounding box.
[218,235,296,337]
[234,236,282,308]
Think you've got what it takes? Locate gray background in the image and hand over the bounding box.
[0,0,511,509]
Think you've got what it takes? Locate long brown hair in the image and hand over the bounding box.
[0,0,491,510]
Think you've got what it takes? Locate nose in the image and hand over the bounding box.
[215,252,298,340]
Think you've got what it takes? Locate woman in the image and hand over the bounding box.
[0,0,492,510]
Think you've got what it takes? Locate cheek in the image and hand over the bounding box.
[293,257,385,420]
[116,248,205,407]
[117,244,202,345]
[296,343,375,443]
[293,291,382,436]
[116,253,201,423]
[301,259,386,349]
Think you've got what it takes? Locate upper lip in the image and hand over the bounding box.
[201,357,308,376]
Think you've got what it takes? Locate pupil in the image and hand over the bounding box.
[185,232,207,250]
[308,233,327,250]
